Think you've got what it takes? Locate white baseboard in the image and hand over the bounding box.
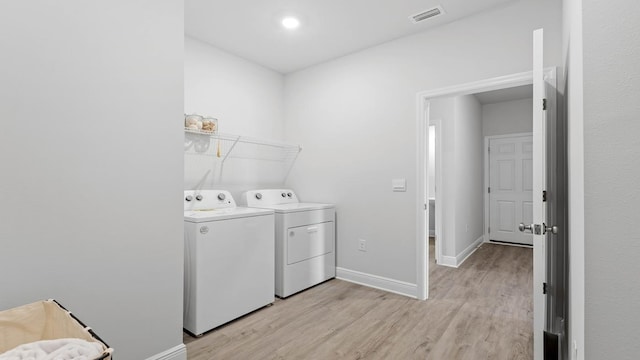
[438,236,484,268]
[336,267,417,299]
[146,344,187,360]
[456,235,484,267]
[438,256,458,268]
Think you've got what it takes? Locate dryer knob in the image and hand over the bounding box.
[255,193,262,200]
[281,192,286,197]
[185,195,193,202]
[287,192,293,197]
[195,194,203,201]
[217,193,226,201]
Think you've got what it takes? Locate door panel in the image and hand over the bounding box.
[489,135,534,245]
[523,201,534,225]
[498,159,515,190]
[498,201,515,232]
[499,143,515,153]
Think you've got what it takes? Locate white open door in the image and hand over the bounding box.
[531,28,547,359]
[529,28,565,360]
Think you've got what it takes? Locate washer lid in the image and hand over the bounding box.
[253,202,334,214]
[184,207,274,222]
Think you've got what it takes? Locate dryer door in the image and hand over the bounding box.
[287,221,334,265]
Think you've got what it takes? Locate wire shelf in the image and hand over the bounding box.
[184,129,302,182]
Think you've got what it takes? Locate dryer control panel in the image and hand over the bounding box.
[243,189,298,206]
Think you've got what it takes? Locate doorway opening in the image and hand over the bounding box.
[484,132,534,247]
[416,71,535,300]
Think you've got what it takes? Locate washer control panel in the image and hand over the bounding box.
[184,190,236,211]
[243,189,299,206]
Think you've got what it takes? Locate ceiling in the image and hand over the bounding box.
[474,84,533,105]
[185,0,518,74]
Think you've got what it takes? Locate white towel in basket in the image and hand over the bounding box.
[0,338,103,360]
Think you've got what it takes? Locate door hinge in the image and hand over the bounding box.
[542,190,547,202]
[543,282,548,294]
[542,98,547,110]
[488,187,491,193]
[424,203,427,210]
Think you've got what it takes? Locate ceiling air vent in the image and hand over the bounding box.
[410,5,445,24]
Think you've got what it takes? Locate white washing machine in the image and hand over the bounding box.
[183,190,274,336]
[242,189,335,298]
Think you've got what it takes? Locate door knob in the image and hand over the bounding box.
[519,223,533,233]
[544,224,559,234]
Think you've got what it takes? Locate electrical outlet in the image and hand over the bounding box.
[358,239,367,252]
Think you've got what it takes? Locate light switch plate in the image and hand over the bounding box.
[392,178,406,192]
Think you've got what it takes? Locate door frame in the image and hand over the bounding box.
[483,132,534,247]
[416,70,534,300]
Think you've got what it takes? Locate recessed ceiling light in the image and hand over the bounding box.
[281,17,300,30]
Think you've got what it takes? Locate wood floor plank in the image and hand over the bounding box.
[185,241,533,360]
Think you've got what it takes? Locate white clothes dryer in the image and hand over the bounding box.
[242,189,335,298]
[183,190,274,336]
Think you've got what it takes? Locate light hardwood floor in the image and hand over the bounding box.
[184,240,533,359]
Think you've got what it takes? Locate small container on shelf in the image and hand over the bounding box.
[201,117,218,134]
[184,114,203,131]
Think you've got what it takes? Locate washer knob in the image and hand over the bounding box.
[255,193,262,200]
[195,194,203,201]
[287,192,293,197]
[217,193,226,201]
[185,195,193,202]
[281,192,286,197]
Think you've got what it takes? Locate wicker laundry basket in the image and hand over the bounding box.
[0,299,113,359]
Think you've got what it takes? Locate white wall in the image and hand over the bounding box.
[454,95,484,257]
[482,98,533,137]
[0,2,184,360]
[562,0,585,358]
[184,36,286,197]
[428,95,484,261]
[582,0,640,359]
[185,36,284,139]
[284,0,562,285]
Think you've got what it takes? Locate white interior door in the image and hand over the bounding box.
[531,28,547,360]
[489,135,534,245]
